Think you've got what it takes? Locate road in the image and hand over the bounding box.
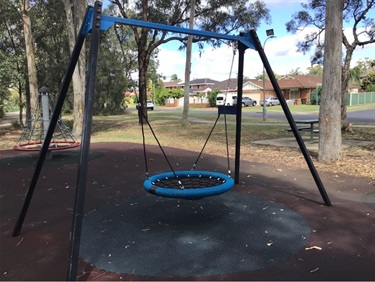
[157,107,375,124]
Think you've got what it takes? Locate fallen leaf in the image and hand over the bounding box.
[305,246,322,251]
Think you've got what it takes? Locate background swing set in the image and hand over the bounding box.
[11,1,331,280]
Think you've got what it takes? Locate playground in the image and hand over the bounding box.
[1,2,374,280]
[1,142,374,280]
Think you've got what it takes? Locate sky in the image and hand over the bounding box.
[102,0,375,82]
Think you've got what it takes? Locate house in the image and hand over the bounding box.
[162,74,361,107]
[163,78,219,107]
[277,75,322,104]
[163,78,219,97]
[212,78,263,104]
[163,80,183,91]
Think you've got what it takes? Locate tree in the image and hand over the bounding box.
[361,71,375,91]
[170,74,180,81]
[19,0,39,119]
[112,0,270,124]
[307,65,323,76]
[154,87,184,105]
[255,71,280,80]
[355,57,375,73]
[318,0,343,162]
[208,89,221,107]
[286,0,375,129]
[62,0,86,138]
[349,66,361,85]
[0,1,27,125]
[288,67,304,75]
[181,0,196,126]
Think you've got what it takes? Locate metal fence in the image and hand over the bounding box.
[346,92,375,106]
[310,92,375,106]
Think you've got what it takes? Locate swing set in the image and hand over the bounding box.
[11,1,331,280]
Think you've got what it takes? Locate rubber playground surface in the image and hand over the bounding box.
[1,142,374,280]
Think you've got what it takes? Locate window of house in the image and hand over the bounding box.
[290,89,299,99]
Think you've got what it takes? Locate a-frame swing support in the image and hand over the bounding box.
[12,1,331,280]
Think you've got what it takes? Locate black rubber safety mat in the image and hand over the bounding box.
[80,192,310,277]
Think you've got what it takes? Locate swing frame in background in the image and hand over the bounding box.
[11,1,332,280]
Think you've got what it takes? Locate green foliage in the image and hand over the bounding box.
[307,65,323,76]
[0,88,10,118]
[154,88,184,105]
[208,89,222,107]
[355,57,375,73]
[94,28,132,115]
[32,1,70,96]
[349,66,361,85]
[112,0,270,122]
[0,1,26,115]
[254,72,280,80]
[310,85,322,105]
[288,68,304,75]
[286,0,375,65]
[361,71,375,91]
[170,74,179,81]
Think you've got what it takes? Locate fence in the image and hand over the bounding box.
[310,92,375,106]
[165,97,210,107]
[346,92,375,106]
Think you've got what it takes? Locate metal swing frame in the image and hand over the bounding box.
[11,1,331,280]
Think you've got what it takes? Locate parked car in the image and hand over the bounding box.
[216,93,237,106]
[233,96,257,107]
[136,100,154,110]
[146,100,154,110]
[260,97,280,106]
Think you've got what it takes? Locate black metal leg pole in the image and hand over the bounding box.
[249,30,331,206]
[66,1,103,280]
[234,40,247,184]
[12,7,91,237]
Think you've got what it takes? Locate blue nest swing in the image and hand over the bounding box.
[144,170,234,200]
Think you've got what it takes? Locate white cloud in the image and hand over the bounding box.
[157,27,375,82]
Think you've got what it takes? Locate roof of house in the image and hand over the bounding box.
[162,75,359,93]
[163,81,183,88]
[213,78,251,91]
[189,78,219,85]
[278,75,322,89]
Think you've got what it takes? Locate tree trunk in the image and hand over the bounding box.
[341,45,355,131]
[62,0,86,138]
[18,80,25,127]
[138,47,149,124]
[318,0,343,162]
[20,0,38,117]
[181,0,196,126]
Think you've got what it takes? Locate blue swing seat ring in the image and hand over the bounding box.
[144,170,234,200]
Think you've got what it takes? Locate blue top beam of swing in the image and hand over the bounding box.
[90,10,256,50]
[101,15,255,49]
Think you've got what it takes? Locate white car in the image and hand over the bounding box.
[146,100,154,110]
[260,97,280,106]
[136,100,154,110]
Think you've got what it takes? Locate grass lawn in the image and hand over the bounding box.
[1,105,374,180]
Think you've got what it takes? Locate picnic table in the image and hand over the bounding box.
[287,119,319,140]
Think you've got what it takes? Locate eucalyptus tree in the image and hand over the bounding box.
[94,18,138,115]
[111,0,270,123]
[318,0,343,162]
[62,0,86,137]
[19,0,39,117]
[286,0,375,129]
[32,1,70,95]
[0,1,28,124]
